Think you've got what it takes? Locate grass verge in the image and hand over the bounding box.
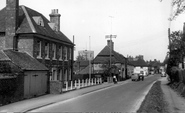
[137,81,169,113]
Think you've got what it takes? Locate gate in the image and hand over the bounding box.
[24,71,47,98]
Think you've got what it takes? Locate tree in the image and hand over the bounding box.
[167,30,185,82]
[161,0,185,20]
[76,55,86,61]
[169,30,185,67]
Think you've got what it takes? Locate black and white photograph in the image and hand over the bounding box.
[0,0,185,112]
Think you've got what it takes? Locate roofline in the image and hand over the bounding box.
[21,5,36,33]
[18,33,75,46]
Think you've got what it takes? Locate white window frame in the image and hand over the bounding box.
[64,69,68,81]
[51,68,57,81]
[45,42,49,59]
[52,43,56,60]
[36,40,42,59]
[69,48,72,60]
[64,46,68,61]
[59,69,63,81]
[59,46,63,61]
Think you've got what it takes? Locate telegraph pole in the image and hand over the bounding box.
[105,16,116,79]
[89,36,91,79]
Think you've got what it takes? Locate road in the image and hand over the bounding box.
[30,74,161,112]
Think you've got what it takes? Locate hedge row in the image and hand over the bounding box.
[177,70,185,84]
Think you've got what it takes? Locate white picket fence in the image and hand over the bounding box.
[63,78,102,92]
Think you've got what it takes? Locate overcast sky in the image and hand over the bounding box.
[1,0,185,62]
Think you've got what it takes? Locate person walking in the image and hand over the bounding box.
[113,75,117,84]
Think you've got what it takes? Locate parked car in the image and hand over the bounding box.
[131,73,139,81]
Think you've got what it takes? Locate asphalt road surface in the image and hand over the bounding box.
[30,74,161,112]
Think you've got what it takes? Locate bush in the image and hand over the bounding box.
[0,77,17,105]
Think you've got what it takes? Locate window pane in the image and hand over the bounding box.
[52,44,56,59]
[45,42,49,58]
[37,40,41,57]
[60,46,62,59]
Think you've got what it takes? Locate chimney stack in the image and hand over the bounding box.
[49,9,61,31]
[107,40,114,50]
[5,0,19,50]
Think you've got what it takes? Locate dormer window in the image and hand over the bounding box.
[48,23,58,31]
[33,16,44,26]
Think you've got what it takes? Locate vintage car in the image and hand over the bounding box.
[139,71,144,81]
[131,73,139,81]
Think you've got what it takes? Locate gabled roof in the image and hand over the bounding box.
[0,5,74,45]
[129,58,148,67]
[78,65,90,75]
[93,46,126,64]
[148,60,163,67]
[0,50,48,71]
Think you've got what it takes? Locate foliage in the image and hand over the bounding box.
[169,31,185,66]
[0,62,12,73]
[169,0,185,20]
[76,55,86,61]
[167,30,185,82]
[100,60,118,78]
[0,62,21,74]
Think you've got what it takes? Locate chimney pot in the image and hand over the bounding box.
[49,9,61,31]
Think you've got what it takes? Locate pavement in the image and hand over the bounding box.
[160,76,185,113]
[0,81,128,113]
[1,75,185,113]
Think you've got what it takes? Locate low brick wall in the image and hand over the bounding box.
[50,81,63,94]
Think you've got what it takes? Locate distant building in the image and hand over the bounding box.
[93,40,128,81]
[128,55,148,76]
[78,50,94,60]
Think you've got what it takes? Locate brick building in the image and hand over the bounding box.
[0,0,74,83]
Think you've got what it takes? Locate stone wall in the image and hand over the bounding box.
[50,81,63,94]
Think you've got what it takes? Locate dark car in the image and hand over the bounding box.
[139,71,144,81]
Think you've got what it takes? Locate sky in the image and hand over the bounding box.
[1,0,185,62]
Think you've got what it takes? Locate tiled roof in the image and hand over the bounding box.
[0,8,5,32]
[93,46,126,64]
[148,61,163,67]
[78,65,90,75]
[0,50,48,71]
[129,58,148,67]
[93,56,118,64]
[0,5,73,45]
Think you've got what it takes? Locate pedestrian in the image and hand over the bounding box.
[113,75,117,84]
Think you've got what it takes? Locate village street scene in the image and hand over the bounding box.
[1,0,185,113]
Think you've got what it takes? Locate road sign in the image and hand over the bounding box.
[105,35,117,38]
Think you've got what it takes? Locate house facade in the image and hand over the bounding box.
[0,0,74,85]
[93,40,128,81]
